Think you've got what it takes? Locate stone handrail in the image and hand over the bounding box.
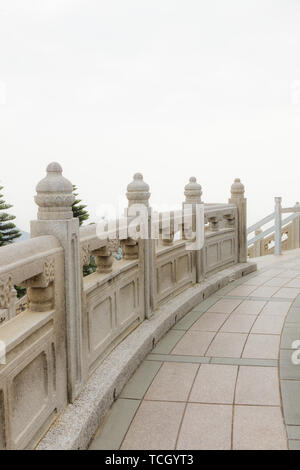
[0,164,248,449]
[248,199,300,257]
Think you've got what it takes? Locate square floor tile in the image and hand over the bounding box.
[121,401,185,450]
[176,403,232,450]
[264,278,290,287]
[251,315,285,335]
[285,279,300,288]
[250,286,280,298]
[220,315,256,333]
[144,362,198,402]
[233,405,287,450]
[207,298,242,314]
[206,332,247,358]
[242,334,280,359]
[261,301,292,316]
[227,285,257,297]
[264,269,283,276]
[171,331,215,356]
[273,288,300,299]
[189,364,238,404]
[235,366,280,406]
[190,313,229,332]
[242,276,270,286]
[233,300,266,316]
[277,270,299,278]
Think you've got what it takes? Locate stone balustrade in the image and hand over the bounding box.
[0,163,248,449]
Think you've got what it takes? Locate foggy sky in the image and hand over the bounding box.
[1,0,300,231]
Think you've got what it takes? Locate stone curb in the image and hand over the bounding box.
[37,261,256,450]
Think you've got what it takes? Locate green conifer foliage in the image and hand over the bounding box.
[0,185,21,246]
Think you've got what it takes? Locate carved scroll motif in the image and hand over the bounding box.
[43,259,55,285]
[0,276,12,309]
[22,258,55,288]
[81,244,90,266]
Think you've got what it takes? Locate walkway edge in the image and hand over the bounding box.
[37,261,256,450]
[280,291,300,450]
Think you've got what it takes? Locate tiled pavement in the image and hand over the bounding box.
[90,255,300,450]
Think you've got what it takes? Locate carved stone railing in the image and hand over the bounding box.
[203,203,238,273]
[79,220,145,378]
[0,236,66,450]
[0,163,247,449]
[153,203,238,309]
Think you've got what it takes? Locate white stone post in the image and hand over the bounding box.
[126,173,153,318]
[183,177,203,282]
[274,196,282,256]
[229,178,247,263]
[253,228,263,257]
[31,162,83,403]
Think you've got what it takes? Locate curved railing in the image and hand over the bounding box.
[0,164,248,449]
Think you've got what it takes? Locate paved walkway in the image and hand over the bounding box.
[90,252,300,450]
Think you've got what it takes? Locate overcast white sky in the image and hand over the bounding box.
[1,0,300,231]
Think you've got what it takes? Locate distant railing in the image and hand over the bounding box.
[247,198,300,257]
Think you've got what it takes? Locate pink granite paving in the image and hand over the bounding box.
[92,260,300,450]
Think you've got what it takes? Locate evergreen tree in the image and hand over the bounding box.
[0,185,21,246]
[72,185,89,226]
[71,186,96,276]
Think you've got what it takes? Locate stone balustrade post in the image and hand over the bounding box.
[125,173,153,318]
[274,196,282,256]
[183,176,204,282]
[30,162,83,403]
[208,216,219,232]
[93,245,113,273]
[160,213,175,246]
[223,213,235,229]
[20,258,56,313]
[253,228,263,257]
[229,178,247,263]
